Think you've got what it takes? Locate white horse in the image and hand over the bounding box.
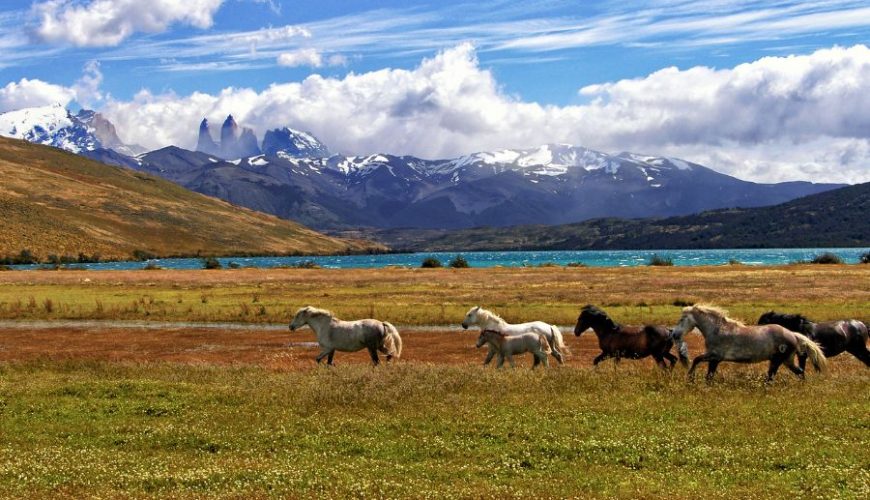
[461,306,568,364]
[476,329,550,368]
[289,306,403,366]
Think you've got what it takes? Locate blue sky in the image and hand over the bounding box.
[1,1,870,183]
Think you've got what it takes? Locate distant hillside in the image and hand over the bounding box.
[0,137,381,261]
[367,182,870,251]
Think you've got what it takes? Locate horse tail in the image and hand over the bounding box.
[538,333,552,354]
[382,322,403,360]
[550,325,570,356]
[794,332,826,373]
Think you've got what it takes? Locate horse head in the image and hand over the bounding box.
[574,305,613,336]
[758,311,813,334]
[671,306,698,343]
[461,306,481,330]
[476,329,502,348]
[289,306,311,331]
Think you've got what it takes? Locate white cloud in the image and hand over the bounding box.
[32,0,225,47]
[0,78,75,112]
[95,43,870,183]
[72,60,103,108]
[277,49,323,68]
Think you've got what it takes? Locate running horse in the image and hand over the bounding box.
[672,305,826,382]
[289,306,403,366]
[574,305,688,369]
[758,311,869,369]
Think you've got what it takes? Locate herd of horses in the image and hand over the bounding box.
[288,304,869,382]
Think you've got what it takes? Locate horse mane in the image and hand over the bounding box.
[475,307,506,325]
[581,304,619,330]
[299,306,334,320]
[687,304,746,327]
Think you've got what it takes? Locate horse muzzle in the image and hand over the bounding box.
[289,324,297,331]
[461,323,469,330]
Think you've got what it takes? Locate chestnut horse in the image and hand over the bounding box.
[574,305,688,369]
[758,311,869,369]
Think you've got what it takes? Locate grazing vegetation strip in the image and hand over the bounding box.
[0,265,866,326]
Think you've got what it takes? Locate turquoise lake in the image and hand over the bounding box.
[10,248,870,270]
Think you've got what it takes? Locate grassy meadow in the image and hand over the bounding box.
[0,264,868,326]
[0,265,868,498]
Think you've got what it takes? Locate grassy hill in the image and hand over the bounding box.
[372,182,870,251]
[0,137,382,261]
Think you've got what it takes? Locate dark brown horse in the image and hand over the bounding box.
[758,311,870,369]
[574,305,689,369]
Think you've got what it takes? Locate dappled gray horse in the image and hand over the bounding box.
[289,306,402,365]
[672,305,826,382]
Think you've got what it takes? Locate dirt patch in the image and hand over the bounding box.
[0,326,710,371]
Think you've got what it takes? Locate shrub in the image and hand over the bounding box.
[566,262,587,268]
[448,256,470,268]
[421,257,443,268]
[228,262,241,269]
[648,254,674,266]
[859,252,870,264]
[727,258,742,265]
[810,252,843,264]
[292,260,320,269]
[143,261,162,270]
[0,264,11,271]
[538,262,559,267]
[14,250,37,265]
[202,257,223,270]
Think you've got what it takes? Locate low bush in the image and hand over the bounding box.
[648,254,674,266]
[566,262,587,267]
[421,257,442,268]
[143,261,162,270]
[202,257,223,270]
[448,256,470,268]
[859,252,870,264]
[810,252,843,264]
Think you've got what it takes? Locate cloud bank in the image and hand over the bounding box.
[4,43,870,183]
[32,0,224,47]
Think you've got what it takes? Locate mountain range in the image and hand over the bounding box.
[363,181,870,251]
[0,104,846,231]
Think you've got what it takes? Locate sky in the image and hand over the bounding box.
[1,0,870,183]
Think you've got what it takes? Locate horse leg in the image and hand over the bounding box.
[551,349,564,365]
[507,354,516,368]
[705,360,720,382]
[378,345,393,362]
[367,346,380,366]
[797,352,808,372]
[483,347,496,366]
[315,350,332,364]
[540,352,549,368]
[532,354,541,368]
[687,353,710,381]
[592,352,609,366]
[496,354,505,369]
[662,351,678,369]
[846,343,870,367]
[766,355,787,383]
[785,358,805,380]
[327,351,335,366]
[653,354,668,371]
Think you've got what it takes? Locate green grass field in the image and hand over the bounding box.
[1,361,868,499]
[0,266,868,498]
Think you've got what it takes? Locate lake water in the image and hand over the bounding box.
[9,248,869,270]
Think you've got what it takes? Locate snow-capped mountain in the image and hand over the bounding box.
[263,127,331,158]
[0,103,142,157]
[2,104,843,230]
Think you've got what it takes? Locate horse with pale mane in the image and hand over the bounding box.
[672,305,826,382]
[461,306,569,364]
[289,306,402,366]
